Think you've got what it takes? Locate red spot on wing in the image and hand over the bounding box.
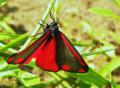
[62,64,71,71]
[78,68,86,73]
[7,57,13,64]
[15,58,24,64]
[36,37,59,72]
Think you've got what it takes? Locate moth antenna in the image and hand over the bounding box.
[50,11,55,21]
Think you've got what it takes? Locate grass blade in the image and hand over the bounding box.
[99,57,120,77]
[0,33,29,52]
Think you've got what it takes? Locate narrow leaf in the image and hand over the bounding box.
[0,33,29,52]
[99,56,120,77]
[0,21,16,34]
[89,7,120,20]
[69,68,109,88]
[0,0,6,7]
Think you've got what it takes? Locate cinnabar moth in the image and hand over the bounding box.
[7,14,89,73]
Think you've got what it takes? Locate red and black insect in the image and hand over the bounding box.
[7,14,89,73]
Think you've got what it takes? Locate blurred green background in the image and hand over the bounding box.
[0,0,120,88]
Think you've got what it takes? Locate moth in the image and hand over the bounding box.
[7,14,89,73]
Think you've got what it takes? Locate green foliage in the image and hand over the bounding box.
[88,7,120,20]
[0,33,29,52]
[0,0,6,7]
[55,68,109,87]
[99,57,120,77]
[113,0,120,8]
[0,21,16,34]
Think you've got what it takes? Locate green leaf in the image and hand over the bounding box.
[0,33,17,41]
[0,21,16,35]
[17,71,41,87]
[99,56,120,77]
[109,31,120,44]
[113,0,120,8]
[49,68,109,88]
[88,7,120,20]
[0,33,29,52]
[0,58,40,87]
[114,84,120,88]
[48,72,72,88]
[0,60,8,71]
[0,43,17,53]
[69,68,109,88]
[0,68,40,87]
[30,83,51,88]
[0,69,19,77]
[0,0,6,7]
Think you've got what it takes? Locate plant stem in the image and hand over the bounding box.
[0,43,17,53]
[81,48,115,56]
[19,0,57,51]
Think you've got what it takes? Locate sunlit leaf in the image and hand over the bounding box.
[89,7,120,20]
[99,56,120,77]
[113,0,120,8]
[0,21,16,34]
[0,0,6,7]
[0,33,29,52]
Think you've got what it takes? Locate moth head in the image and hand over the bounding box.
[50,21,58,27]
[49,21,59,30]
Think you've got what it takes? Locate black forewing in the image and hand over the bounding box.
[56,32,88,72]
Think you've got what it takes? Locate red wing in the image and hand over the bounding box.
[35,36,59,72]
[7,30,51,64]
[56,32,88,73]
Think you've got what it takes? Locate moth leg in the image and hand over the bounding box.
[38,20,47,30]
[30,32,43,37]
